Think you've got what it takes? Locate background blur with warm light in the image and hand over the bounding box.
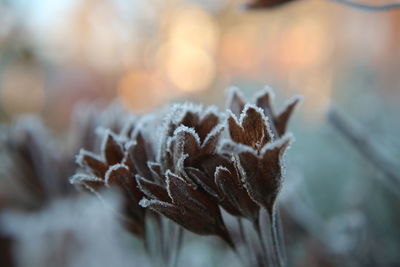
[1,0,400,265]
[2,0,399,125]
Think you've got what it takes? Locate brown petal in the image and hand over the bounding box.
[70,174,104,192]
[255,88,274,117]
[201,124,224,154]
[199,154,231,179]
[102,132,124,165]
[140,197,234,247]
[241,106,272,148]
[166,171,210,213]
[180,111,199,129]
[227,114,246,145]
[147,162,164,184]
[255,88,276,135]
[237,151,266,204]
[239,136,291,214]
[228,106,272,150]
[227,87,246,117]
[136,175,170,202]
[275,97,301,136]
[166,171,233,243]
[140,199,216,236]
[127,132,153,179]
[173,126,201,157]
[121,150,137,174]
[105,164,142,203]
[215,166,259,220]
[197,108,220,141]
[261,135,291,170]
[185,167,219,198]
[76,150,108,178]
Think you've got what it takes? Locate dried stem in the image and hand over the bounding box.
[329,0,400,11]
[237,218,256,266]
[328,107,400,198]
[270,207,286,267]
[253,216,271,267]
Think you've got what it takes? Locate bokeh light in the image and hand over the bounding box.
[0,64,44,116]
[117,70,164,113]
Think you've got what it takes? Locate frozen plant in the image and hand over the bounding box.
[71,87,301,267]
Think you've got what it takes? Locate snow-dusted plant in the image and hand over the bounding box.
[71,87,301,267]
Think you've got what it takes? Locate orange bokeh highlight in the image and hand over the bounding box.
[0,65,45,116]
[117,70,164,113]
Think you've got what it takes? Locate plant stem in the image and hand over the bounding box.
[238,218,258,267]
[271,207,286,267]
[328,107,400,198]
[170,226,184,267]
[253,216,270,267]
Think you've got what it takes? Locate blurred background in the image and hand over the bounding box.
[1,0,400,266]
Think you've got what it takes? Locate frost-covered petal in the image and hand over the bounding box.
[214,166,259,220]
[127,132,153,179]
[197,107,220,141]
[239,135,292,213]
[147,162,164,183]
[105,164,143,204]
[185,167,219,198]
[179,110,200,129]
[241,105,273,147]
[102,132,124,165]
[274,96,302,136]
[173,126,201,157]
[136,175,170,203]
[69,174,104,192]
[201,124,224,154]
[226,86,246,117]
[166,171,207,212]
[228,105,273,150]
[139,198,230,243]
[76,149,108,178]
[254,86,275,117]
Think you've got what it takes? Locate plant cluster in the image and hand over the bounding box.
[70,87,301,266]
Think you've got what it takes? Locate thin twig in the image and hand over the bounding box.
[329,0,400,11]
[327,106,400,198]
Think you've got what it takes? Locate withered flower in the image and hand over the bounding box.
[160,107,254,220]
[227,86,301,137]
[159,104,221,172]
[226,90,297,213]
[237,136,292,214]
[71,130,149,237]
[69,86,300,262]
[2,117,76,210]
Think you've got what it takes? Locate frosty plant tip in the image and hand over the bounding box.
[70,86,302,267]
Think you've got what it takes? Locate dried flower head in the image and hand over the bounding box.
[71,129,149,237]
[1,117,76,210]
[70,86,300,252]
